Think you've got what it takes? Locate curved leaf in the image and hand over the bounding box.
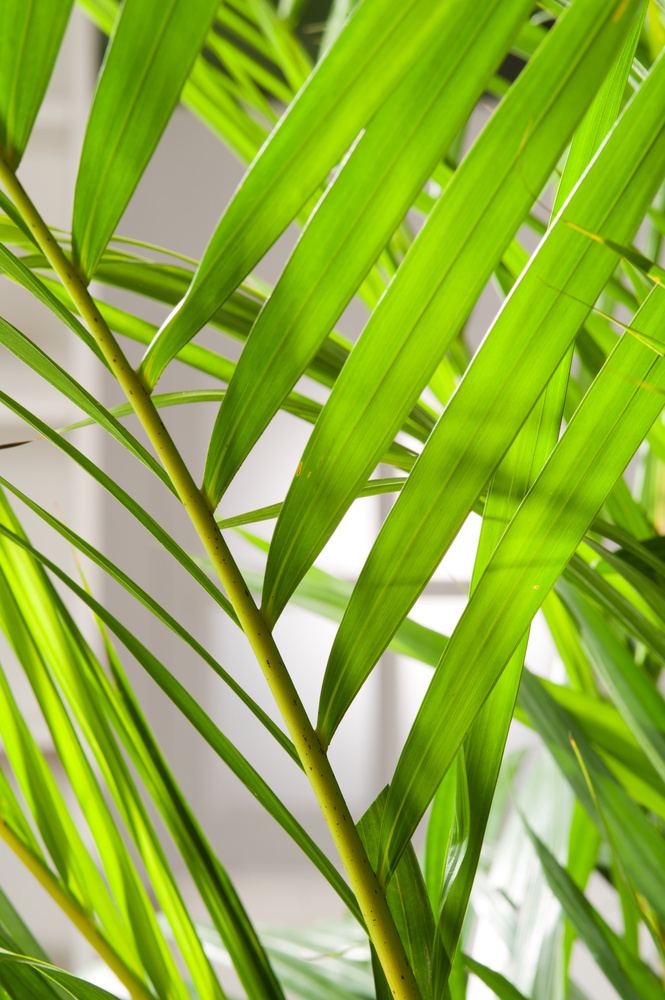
[0,519,360,925]
[0,313,175,494]
[378,282,665,880]
[562,583,665,787]
[264,0,643,627]
[0,471,297,763]
[138,0,477,388]
[38,260,355,399]
[0,241,104,362]
[0,0,74,169]
[462,956,529,1000]
[526,827,663,1000]
[201,0,533,507]
[0,387,238,623]
[319,41,665,750]
[72,0,219,280]
[0,949,128,1000]
[520,672,665,926]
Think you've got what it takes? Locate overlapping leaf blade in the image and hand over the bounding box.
[0,1,74,170]
[265,0,643,628]
[0,501,204,1000]
[432,12,645,986]
[0,387,238,622]
[319,40,665,752]
[4,0,665,994]
[72,0,219,280]
[0,514,359,924]
[0,471,297,760]
[0,241,103,361]
[201,0,533,507]
[357,790,435,1000]
[564,553,665,662]
[521,676,665,807]
[526,827,662,1000]
[520,672,665,925]
[139,0,478,388]
[0,313,175,493]
[561,582,665,786]
[0,638,138,973]
[377,278,665,880]
[0,950,127,1000]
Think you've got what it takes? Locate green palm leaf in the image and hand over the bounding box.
[0,1,74,170]
[139,0,475,388]
[201,0,532,507]
[378,279,665,881]
[0,513,359,924]
[4,2,665,995]
[525,826,662,1000]
[520,671,665,925]
[264,0,644,628]
[319,40,665,752]
[72,0,219,280]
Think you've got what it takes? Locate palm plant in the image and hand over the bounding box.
[1,0,665,997]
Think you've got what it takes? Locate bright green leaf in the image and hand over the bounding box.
[0,1,74,169]
[72,0,219,279]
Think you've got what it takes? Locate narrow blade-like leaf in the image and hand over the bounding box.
[520,672,665,926]
[72,0,219,279]
[0,313,175,493]
[201,0,533,507]
[379,283,665,878]
[357,790,435,1000]
[0,472,296,762]
[561,582,665,787]
[0,388,237,622]
[139,0,484,387]
[265,0,644,627]
[0,1,74,169]
[319,43,665,750]
[0,518,359,924]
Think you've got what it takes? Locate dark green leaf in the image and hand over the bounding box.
[357,789,435,1000]
[520,671,665,926]
[0,951,125,1000]
[462,956,529,1000]
[526,817,663,999]
[560,582,665,787]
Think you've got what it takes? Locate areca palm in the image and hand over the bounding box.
[0,0,665,998]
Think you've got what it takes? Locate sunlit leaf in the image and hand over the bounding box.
[266,0,644,629]
[0,1,74,169]
[139,0,484,387]
[73,0,219,279]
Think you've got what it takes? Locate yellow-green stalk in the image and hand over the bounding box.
[0,161,421,1000]
[0,817,155,1000]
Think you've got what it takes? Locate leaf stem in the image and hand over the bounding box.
[0,162,421,1000]
[0,818,154,1000]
